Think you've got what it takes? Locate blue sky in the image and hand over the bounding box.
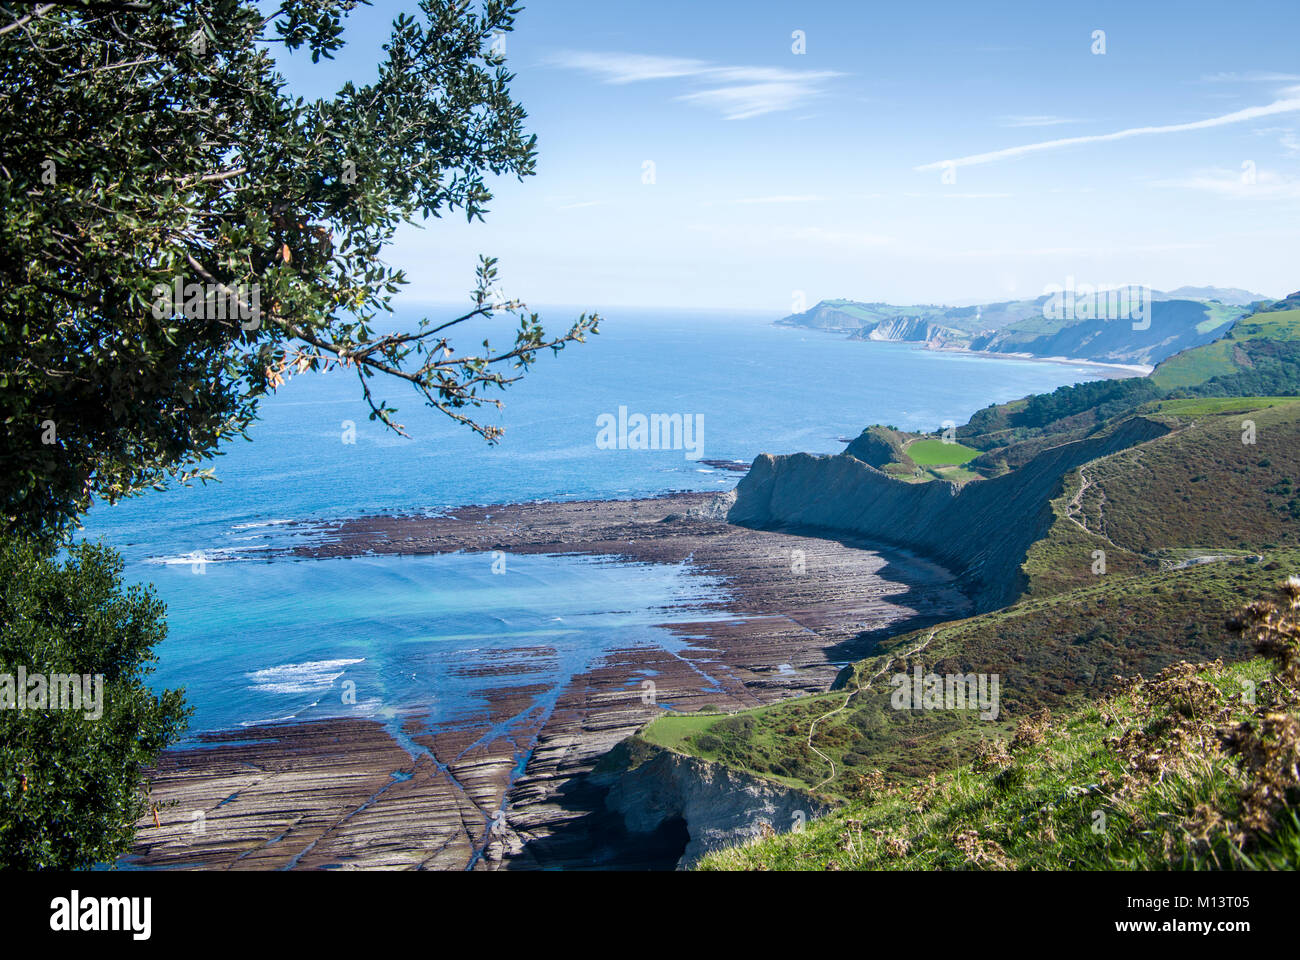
[276,0,1300,312]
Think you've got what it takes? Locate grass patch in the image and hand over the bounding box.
[1150,396,1299,416]
[906,438,980,466]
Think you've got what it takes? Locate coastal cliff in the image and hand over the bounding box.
[592,739,833,869]
[727,416,1171,612]
[780,296,1250,367]
[854,316,955,346]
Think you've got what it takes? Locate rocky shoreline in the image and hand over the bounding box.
[128,492,971,870]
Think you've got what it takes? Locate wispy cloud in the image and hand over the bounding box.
[998,115,1083,128]
[734,194,821,204]
[938,241,1208,259]
[1199,71,1300,84]
[549,51,842,120]
[688,223,894,249]
[903,191,1013,199]
[1153,167,1300,200]
[918,89,1300,171]
[556,51,710,84]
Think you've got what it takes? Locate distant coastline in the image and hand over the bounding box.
[784,321,1154,380]
[921,344,1153,379]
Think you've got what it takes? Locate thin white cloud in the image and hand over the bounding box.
[734,194,821,204]
[1200,71,1300,84]
[1250,125,1300,155]
[1153,167,1300,200]
[998,115,1083,128]
[554,51,710,84]
[918,91,1300,171]
[903,191,1013,199]
[549,51,842,120]
[938,241,1208,259]
[687,223,894,249]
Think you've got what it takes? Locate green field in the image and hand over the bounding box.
[1150,396,1300,416]
[906,438,980,466]
[641,710,738,751]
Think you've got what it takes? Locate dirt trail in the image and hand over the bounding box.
[808,630,936,791]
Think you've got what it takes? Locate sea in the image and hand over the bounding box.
[75,305,1112,738]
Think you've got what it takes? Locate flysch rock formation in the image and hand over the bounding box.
[128,492,971,870]
[728,416,1170,613]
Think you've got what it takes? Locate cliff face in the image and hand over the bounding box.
[728,416,1171,612]
[781,297,1247,367]
[859,316,961,347]
[593,740,832,869]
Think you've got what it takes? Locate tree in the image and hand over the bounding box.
[0,535,189,869]
[0,0,598,540]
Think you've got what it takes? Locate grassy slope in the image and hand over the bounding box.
[644,402,1300,806]
[643,549,1296,797]
[1151,339,1240,389]
[677,301,1300,869]
[699,656,1299,871]
[1020,398,1300,596]
[1153,308,1300,390]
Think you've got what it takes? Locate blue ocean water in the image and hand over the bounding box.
[77,307,1110,736]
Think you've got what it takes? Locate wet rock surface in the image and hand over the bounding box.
[129,492,970,870]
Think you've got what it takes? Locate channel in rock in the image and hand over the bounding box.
[129,492,971,870]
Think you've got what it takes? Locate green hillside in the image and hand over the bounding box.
[700,648,1299,871]
[1151,339,1241,389]
[656,400,1300,799]
[1153,307,1300,390]
[644,545,1295,796]
[649,291,1300,871]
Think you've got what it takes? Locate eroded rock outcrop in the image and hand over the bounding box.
[593,739,833,869]
[728,416,1171,612]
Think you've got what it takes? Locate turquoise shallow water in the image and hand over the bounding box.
[76,307,1111,735]
[138,551,728,735]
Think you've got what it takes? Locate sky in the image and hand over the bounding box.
[274,0,1300,313]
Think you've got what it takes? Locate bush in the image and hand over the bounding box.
[0,536,189,869]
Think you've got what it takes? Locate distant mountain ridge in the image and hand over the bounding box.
[779,287,1269,367]
[1158,285,1269,306]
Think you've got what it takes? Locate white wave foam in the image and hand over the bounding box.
[246,658,364,695]
[147,550,240,566]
